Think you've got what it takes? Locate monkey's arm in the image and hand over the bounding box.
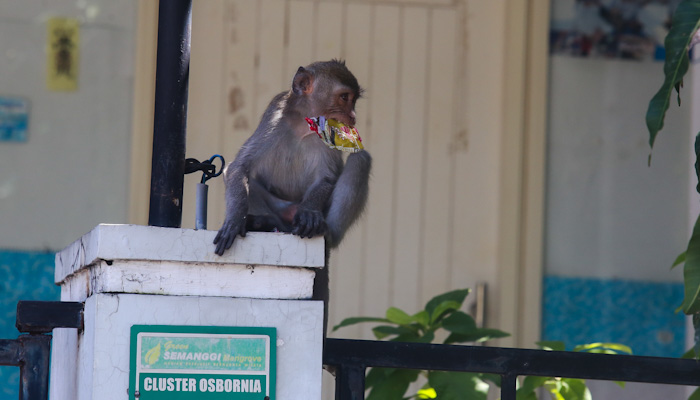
[292,176,336,239]
[325,150,371,247]
[213,149,253,256]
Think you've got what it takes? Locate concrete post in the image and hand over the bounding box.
[49,224,325,400]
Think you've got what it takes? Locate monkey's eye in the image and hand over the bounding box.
[340,93,350,102]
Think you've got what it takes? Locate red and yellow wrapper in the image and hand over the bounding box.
[305,116,364,153]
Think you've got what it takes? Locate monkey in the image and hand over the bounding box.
[213,60,370,255]
[213,60,371,334]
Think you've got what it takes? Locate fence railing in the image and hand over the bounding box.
[323,338,700,400]
[1,301,83,400]
[8,302,700,400]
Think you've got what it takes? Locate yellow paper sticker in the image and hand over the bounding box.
[47,17,79,91]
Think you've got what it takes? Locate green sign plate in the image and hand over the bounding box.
[130,325,276,400]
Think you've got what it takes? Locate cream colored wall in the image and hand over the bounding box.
[129,0,548,351]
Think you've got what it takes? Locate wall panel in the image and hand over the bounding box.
[173,0,541,355]
[183,0,481,338]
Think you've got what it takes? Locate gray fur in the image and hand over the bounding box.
[214,60,371,256]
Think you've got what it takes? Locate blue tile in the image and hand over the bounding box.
[0,250,59,397]
[543,276,685,357]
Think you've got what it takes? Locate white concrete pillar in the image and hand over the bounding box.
[49,224,325,400]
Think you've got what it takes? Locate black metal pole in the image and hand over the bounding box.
[335,365,365,400]
[148,0,192,228]
[500,373,517,400]
[18,335,51,400]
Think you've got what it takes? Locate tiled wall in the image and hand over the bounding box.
[0,250,59,397]
[543,275,685,357]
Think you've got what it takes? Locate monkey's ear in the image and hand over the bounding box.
[292,67,314,95]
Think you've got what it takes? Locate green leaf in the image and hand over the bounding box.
[412,310,430,328]
[441,311,477,334]
[573,342,633,355]
[365,367,394,389]
[516,391,539,400]
[689,386,700,400]
[545,379,566,400]
[428,301,461,324]
[536,341,566,351]
[520,376,549,392]
[548,378,591,400]
[390,328,432,344]
[367,369,420,400]
[682,347,697,359]
[416,387,437,399]
[415,330,435,343]
[672,251,686,270]
[682,214,700,313]
[646,0,700,149]
[444,328,510,344]
[441,311,509,344]
[390,334,423,343]
[517,376,549,400]
[428,371,488,400]
[372,325,418,340]
[387,307,414,325]
[425,289,470,322]
[332,316,389,331]
[479,373,501,388]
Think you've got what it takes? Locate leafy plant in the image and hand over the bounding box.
[333,289,507,400]
[516,341,632,400]
[645,0,700,150]
[645,0,700,353]
[333,289,631,400]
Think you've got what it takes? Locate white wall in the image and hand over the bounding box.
[546,55,690,282]
[0,0,136,251]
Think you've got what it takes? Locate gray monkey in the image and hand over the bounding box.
[214,60,371,256]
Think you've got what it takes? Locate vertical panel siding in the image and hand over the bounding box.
[286,1,315,73]
[224,0,258,156]
[392,7,429,312]
[257,0,286,117]
[186,0,475,342]
[420,8,457,301]
[331,2,373,339]
[359,4,401,328]
[450,0,502,329]
[314,2,344,59]
[186,0,227,230]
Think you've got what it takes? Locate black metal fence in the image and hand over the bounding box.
[0,301,83,400]
[6,301,700,400]
[324,338,700,400]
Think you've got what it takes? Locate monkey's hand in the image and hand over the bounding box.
[213,217,247,256]
[292,207,327,239]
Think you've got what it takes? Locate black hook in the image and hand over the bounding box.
[185,154,225,184]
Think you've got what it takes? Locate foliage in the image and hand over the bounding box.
[645,0,700,352]
[515,342,632,400]
[645,0,700,149]
[333,289,631,399]
[333,289,506,400]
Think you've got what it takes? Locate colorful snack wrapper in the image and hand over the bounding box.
[305,116,364,153]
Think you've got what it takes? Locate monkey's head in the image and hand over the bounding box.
[291,59,363,127]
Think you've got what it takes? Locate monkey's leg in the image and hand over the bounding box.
[247,178,297,232]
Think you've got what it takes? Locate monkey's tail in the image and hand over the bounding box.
[325,150,372,248]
